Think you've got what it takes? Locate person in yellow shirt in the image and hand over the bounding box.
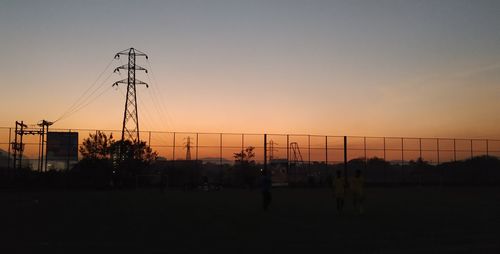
[333,170,346,214]
[350,169,364,214]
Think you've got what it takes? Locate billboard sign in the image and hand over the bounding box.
[47,132,79,161]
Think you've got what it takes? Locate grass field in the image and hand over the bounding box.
[1,186,499,253]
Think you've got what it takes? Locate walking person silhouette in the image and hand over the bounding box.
[333,170,346,214]
[351,169,365,214]
[260,169,272,211]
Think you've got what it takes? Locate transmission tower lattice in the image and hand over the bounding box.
[113,48,149,142]
[268,140,278,160]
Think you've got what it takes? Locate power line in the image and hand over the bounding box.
[56,85,114,123]
[54,58,115,122]
[137,98,170,145]
[145,59,176,129]
[55,71,115,122]
[144,68,174,130]
[142,91,172,131]
[145,86,173,131]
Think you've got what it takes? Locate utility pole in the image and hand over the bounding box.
[12,121,27,169]
[344,136,348,185]
[113,48,149,143]
[12,120,52,170]
[38,120,53,171]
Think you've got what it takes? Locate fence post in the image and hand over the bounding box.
[401,138,404,163]
[383,137,386,183]
[401,138,404,183]
[39,125,44,171]
[308,135,311,175]
[148,131,151,146]
[38,129,42,171]
[286,134,290,177]
[383,137,386,161]
[241,134,244,153]
[419,138,422,159]
[437,138,442,185]
[486,140,489,157]
[13,123,18,169]
[7,128,11,169]
[19,122,24,169]
[219,133,222,166]
[453,139,456,162]
[437,138,440,165]
[344,136,348,185]
[264,134,267,171]
[325,136,328,167]
[196,133,199,161]
[364,136,367,170]
[418,138,422,185]
[470,139,473,159]
[172,132,176,161]
[67,129,71,171]
[44,124,50,172]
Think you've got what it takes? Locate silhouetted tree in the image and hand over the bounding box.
[109,140,158,187]
[110,140,158,165]
[408,158,432,171]
[75,132,158,188]
[233,146,255,165]
[73,132,115,187]
[79,131,115,160]
[233,146,257,187]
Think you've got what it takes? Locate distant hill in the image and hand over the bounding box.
[0,148,9,167]
[199,157,233,165]
[155,156,233,164]
[0,148,8,157]
[0,148,32,168]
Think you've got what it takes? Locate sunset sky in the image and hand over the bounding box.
[1,0,499,138]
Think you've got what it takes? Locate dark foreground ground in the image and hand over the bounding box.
[1,186,499,253]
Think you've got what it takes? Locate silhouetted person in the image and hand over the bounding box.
[350,169,365,214]
[260,169,272,211]
[333,170,345,214]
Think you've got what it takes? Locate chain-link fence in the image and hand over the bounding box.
[1,127,499,185]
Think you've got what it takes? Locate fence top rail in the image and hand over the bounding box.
[0,126,499,142]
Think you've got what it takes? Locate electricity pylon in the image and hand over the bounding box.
[268,139,278,161]
[113,48,149,143]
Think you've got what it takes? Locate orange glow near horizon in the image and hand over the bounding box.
[1,1,499,143]
[2,126,500,164]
